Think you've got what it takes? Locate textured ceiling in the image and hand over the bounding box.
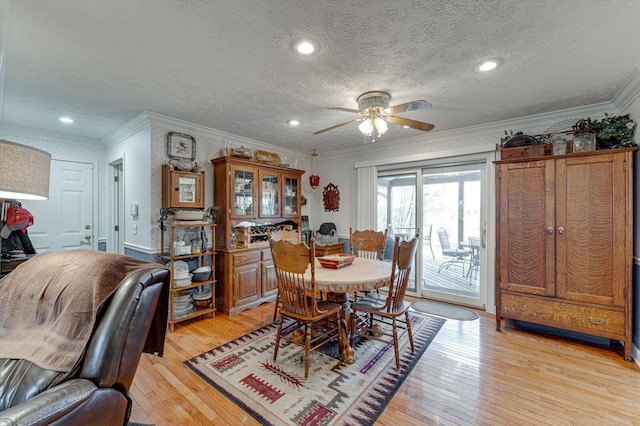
[2,0,640,153]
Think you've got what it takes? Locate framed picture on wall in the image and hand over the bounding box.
[167,132,196,161]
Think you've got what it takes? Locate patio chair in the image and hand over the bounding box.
[349,232,419,370]
[466,236,480,284]
[425,224,435,260]
[270,238,344,378]
[436,227,470,276]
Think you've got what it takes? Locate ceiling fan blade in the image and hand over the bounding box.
[387,100,432,115]
[328,107,361,114]
[387,116,435,132]
[313,118,360,135]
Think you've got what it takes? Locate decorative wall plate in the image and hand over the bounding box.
[323,182,340,212]
[167,132,196,161]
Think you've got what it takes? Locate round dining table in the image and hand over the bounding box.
[303,257,392,364]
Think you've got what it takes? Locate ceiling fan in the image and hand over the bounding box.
[314,91,434,144]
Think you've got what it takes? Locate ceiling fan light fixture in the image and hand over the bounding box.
[358,118,374,136]
[373,116,388,136]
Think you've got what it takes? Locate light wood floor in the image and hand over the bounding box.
[129,301,640,425]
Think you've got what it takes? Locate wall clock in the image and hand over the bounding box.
[167,131,196,161]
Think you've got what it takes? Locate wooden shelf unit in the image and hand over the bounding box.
[160,221,216,330]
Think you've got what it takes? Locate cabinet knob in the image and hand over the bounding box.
[547,227,554,234]
[557,227,564,234]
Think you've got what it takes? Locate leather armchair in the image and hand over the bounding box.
[0,266,170,426]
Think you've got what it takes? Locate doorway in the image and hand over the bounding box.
[377,161,487,308]
[109,159,125,253]
[22,160,94,252]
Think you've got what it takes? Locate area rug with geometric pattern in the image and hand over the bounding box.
[184,313,445,426]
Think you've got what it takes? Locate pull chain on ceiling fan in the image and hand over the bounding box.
[314,91,434,144]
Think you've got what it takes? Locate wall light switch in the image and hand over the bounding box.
[133,224,138,235]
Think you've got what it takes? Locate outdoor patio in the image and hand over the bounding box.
[421,243,479,298]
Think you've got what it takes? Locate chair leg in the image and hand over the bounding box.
[273,320,283,361]
[349,310,356,347]
[273,292,280,323]
[405,311,415,353]
[304,324,311,378]
[392,318,400,370]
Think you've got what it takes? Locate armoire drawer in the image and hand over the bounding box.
[500,293,625,337]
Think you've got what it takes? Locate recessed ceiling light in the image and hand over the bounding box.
[293,38,320,56]
[474,59,502,73]
[59,117,74,124]
[287,120,300,126]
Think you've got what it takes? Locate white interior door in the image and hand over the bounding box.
[22,160,94,252]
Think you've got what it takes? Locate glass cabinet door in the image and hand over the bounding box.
[259,171,280,217]
[282,173,300,217]
[231,166,255,218]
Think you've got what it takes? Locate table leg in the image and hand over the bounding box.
[326,292,354,364]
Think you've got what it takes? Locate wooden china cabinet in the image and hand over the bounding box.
[211,156,304,315]
[495,147,637,360]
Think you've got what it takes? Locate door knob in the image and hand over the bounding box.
[84,234,92,240]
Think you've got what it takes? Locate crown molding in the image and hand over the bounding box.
[612,68,640,113]
[103,110,312,160]
[0,122,103,146]
[321,102,616,161]
[101,111,151,146]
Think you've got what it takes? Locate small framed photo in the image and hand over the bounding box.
[167,132,196,161]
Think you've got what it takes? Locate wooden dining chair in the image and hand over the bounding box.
[349,227,388,300]
[270,237,344,378]
[268,229,301,322]
[349,232,419,370]
[349,227,387,260]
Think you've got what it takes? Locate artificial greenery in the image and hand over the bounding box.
[588,113,636,142]
[503,130,524,141]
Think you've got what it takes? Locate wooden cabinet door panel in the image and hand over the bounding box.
[233,263,260,306]
[497,160,555,296]
[556,153,626,306]
[261,260,277,297]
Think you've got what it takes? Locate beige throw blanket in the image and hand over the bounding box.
[0,250,164,372]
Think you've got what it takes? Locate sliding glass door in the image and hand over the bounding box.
[377,172,419,292]
[378,161,487,308]
[421,163,483,306]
